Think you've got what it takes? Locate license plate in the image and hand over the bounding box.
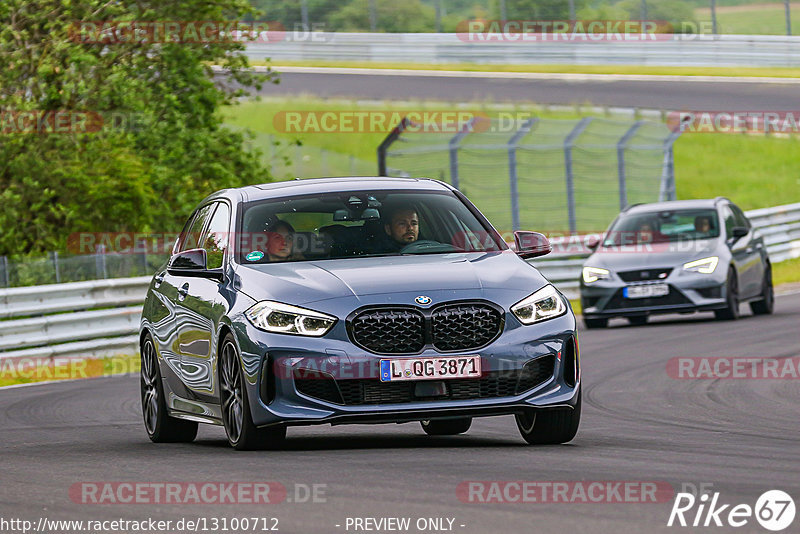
[624,283,669,299]
[380,356,481,382]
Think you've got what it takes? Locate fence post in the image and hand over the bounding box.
[564,117,593,235]
[659,130,682,201]
[301,0,309,30]
[52,251,61,284]
[0,255,8,288]
[786,0,792,36]
[507,118,538,232]
[448,117,477,190]
[95,244,108,279]
[377,116,410,176]
[711,0,718,34]
[617,120,645,211]
[369,0,377,31]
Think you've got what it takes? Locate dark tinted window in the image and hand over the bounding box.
[177,204,215,253]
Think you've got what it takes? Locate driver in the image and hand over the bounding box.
[384,207,419,249]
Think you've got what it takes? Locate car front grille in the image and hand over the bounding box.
[349,302,503,355]
[605,286,692,309]
[618,268,673,282]
[293,355,556,406]
[350,308,426,354]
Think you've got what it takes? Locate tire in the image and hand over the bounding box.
[140,334,198,443]
[583,317,608,329]
[714,267,739,321]
[627,315,648,326]
[515,389,581,445]
[219,334,286,451]
[420,418,472,436]
[750,266,775,316]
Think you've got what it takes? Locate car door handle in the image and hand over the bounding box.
[177,283,189,301]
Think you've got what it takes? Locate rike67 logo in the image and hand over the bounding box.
[668,489,795,531]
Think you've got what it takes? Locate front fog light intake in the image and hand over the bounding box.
[245,301,336,336]
[582,266,610,284]
[511,284,567,325]
[683,256,719,274]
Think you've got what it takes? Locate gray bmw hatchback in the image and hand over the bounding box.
[140,177,581,450]
[580,198,774,328]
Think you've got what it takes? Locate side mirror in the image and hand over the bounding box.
[731,227,748,240]
[514,231,551,259]
[168,248,224,281]
[586,235,601,251]
[169,248,207,271]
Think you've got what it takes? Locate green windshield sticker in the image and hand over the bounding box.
[245,251,264,261]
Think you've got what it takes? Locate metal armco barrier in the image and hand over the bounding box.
[0,202,798,363]
[246,33,800,68]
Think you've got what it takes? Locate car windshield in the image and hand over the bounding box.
[236,189,503,263]
[602,209,721,246]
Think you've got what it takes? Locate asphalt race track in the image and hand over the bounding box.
[2,292,799,533]
[250,70,800,110]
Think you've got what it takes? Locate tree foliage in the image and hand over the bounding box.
[0,0,275,255]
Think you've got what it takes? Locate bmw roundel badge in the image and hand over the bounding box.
[415,295,432,305]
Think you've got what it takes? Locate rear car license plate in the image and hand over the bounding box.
[380,356,481,382]
[624,283,669,299]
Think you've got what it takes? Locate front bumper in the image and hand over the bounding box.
[580,269,729,319]
[233,312,580,428]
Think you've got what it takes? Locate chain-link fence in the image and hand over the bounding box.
[0,249,171,288]
[379,116,680,234]
[247,0,794,36]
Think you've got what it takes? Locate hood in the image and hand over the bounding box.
[587,238,720,271]
[235,251,548,307]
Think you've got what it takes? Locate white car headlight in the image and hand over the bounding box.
[245,301,336,336]
[511,284,567,325]
[582,266,610,284]
[683,256,719,274]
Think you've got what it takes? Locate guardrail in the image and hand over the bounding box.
[0,202,798,364]
[246,33,800,68]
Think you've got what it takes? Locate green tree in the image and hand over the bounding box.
[0,0,275,255]
[327,0,437,32]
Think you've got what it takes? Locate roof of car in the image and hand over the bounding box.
[624,198,728,214]
[235,176,452,202]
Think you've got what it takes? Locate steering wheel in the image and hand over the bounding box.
[399,240,456,254]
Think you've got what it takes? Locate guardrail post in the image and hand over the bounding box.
[378,116,411,177]
[617,120,645,210]
[507,118,538,232]
[659,129,681,202]
[564,117,593,235]
[448,117,478,190]
[0,256,8,288]
[52,251,61,284]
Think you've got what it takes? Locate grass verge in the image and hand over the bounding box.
[0,354,139,388]
[257,59,800,79]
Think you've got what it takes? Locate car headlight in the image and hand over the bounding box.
[511,284,567,325]
[245,301,337,336]
[582,266,610,284]
[683,256,719,274]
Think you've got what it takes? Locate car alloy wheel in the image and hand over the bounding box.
[220,339,244,445]
[750,266,774,315]
[715,267,739,321]
[140,335,197,442]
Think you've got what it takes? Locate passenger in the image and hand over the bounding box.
[265,220,302,261]
[694,215,712,235]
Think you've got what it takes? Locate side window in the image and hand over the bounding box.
[178,204,215,253]
[721,205,736,240]
[203,203,230,270]
[731,205,750,231]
